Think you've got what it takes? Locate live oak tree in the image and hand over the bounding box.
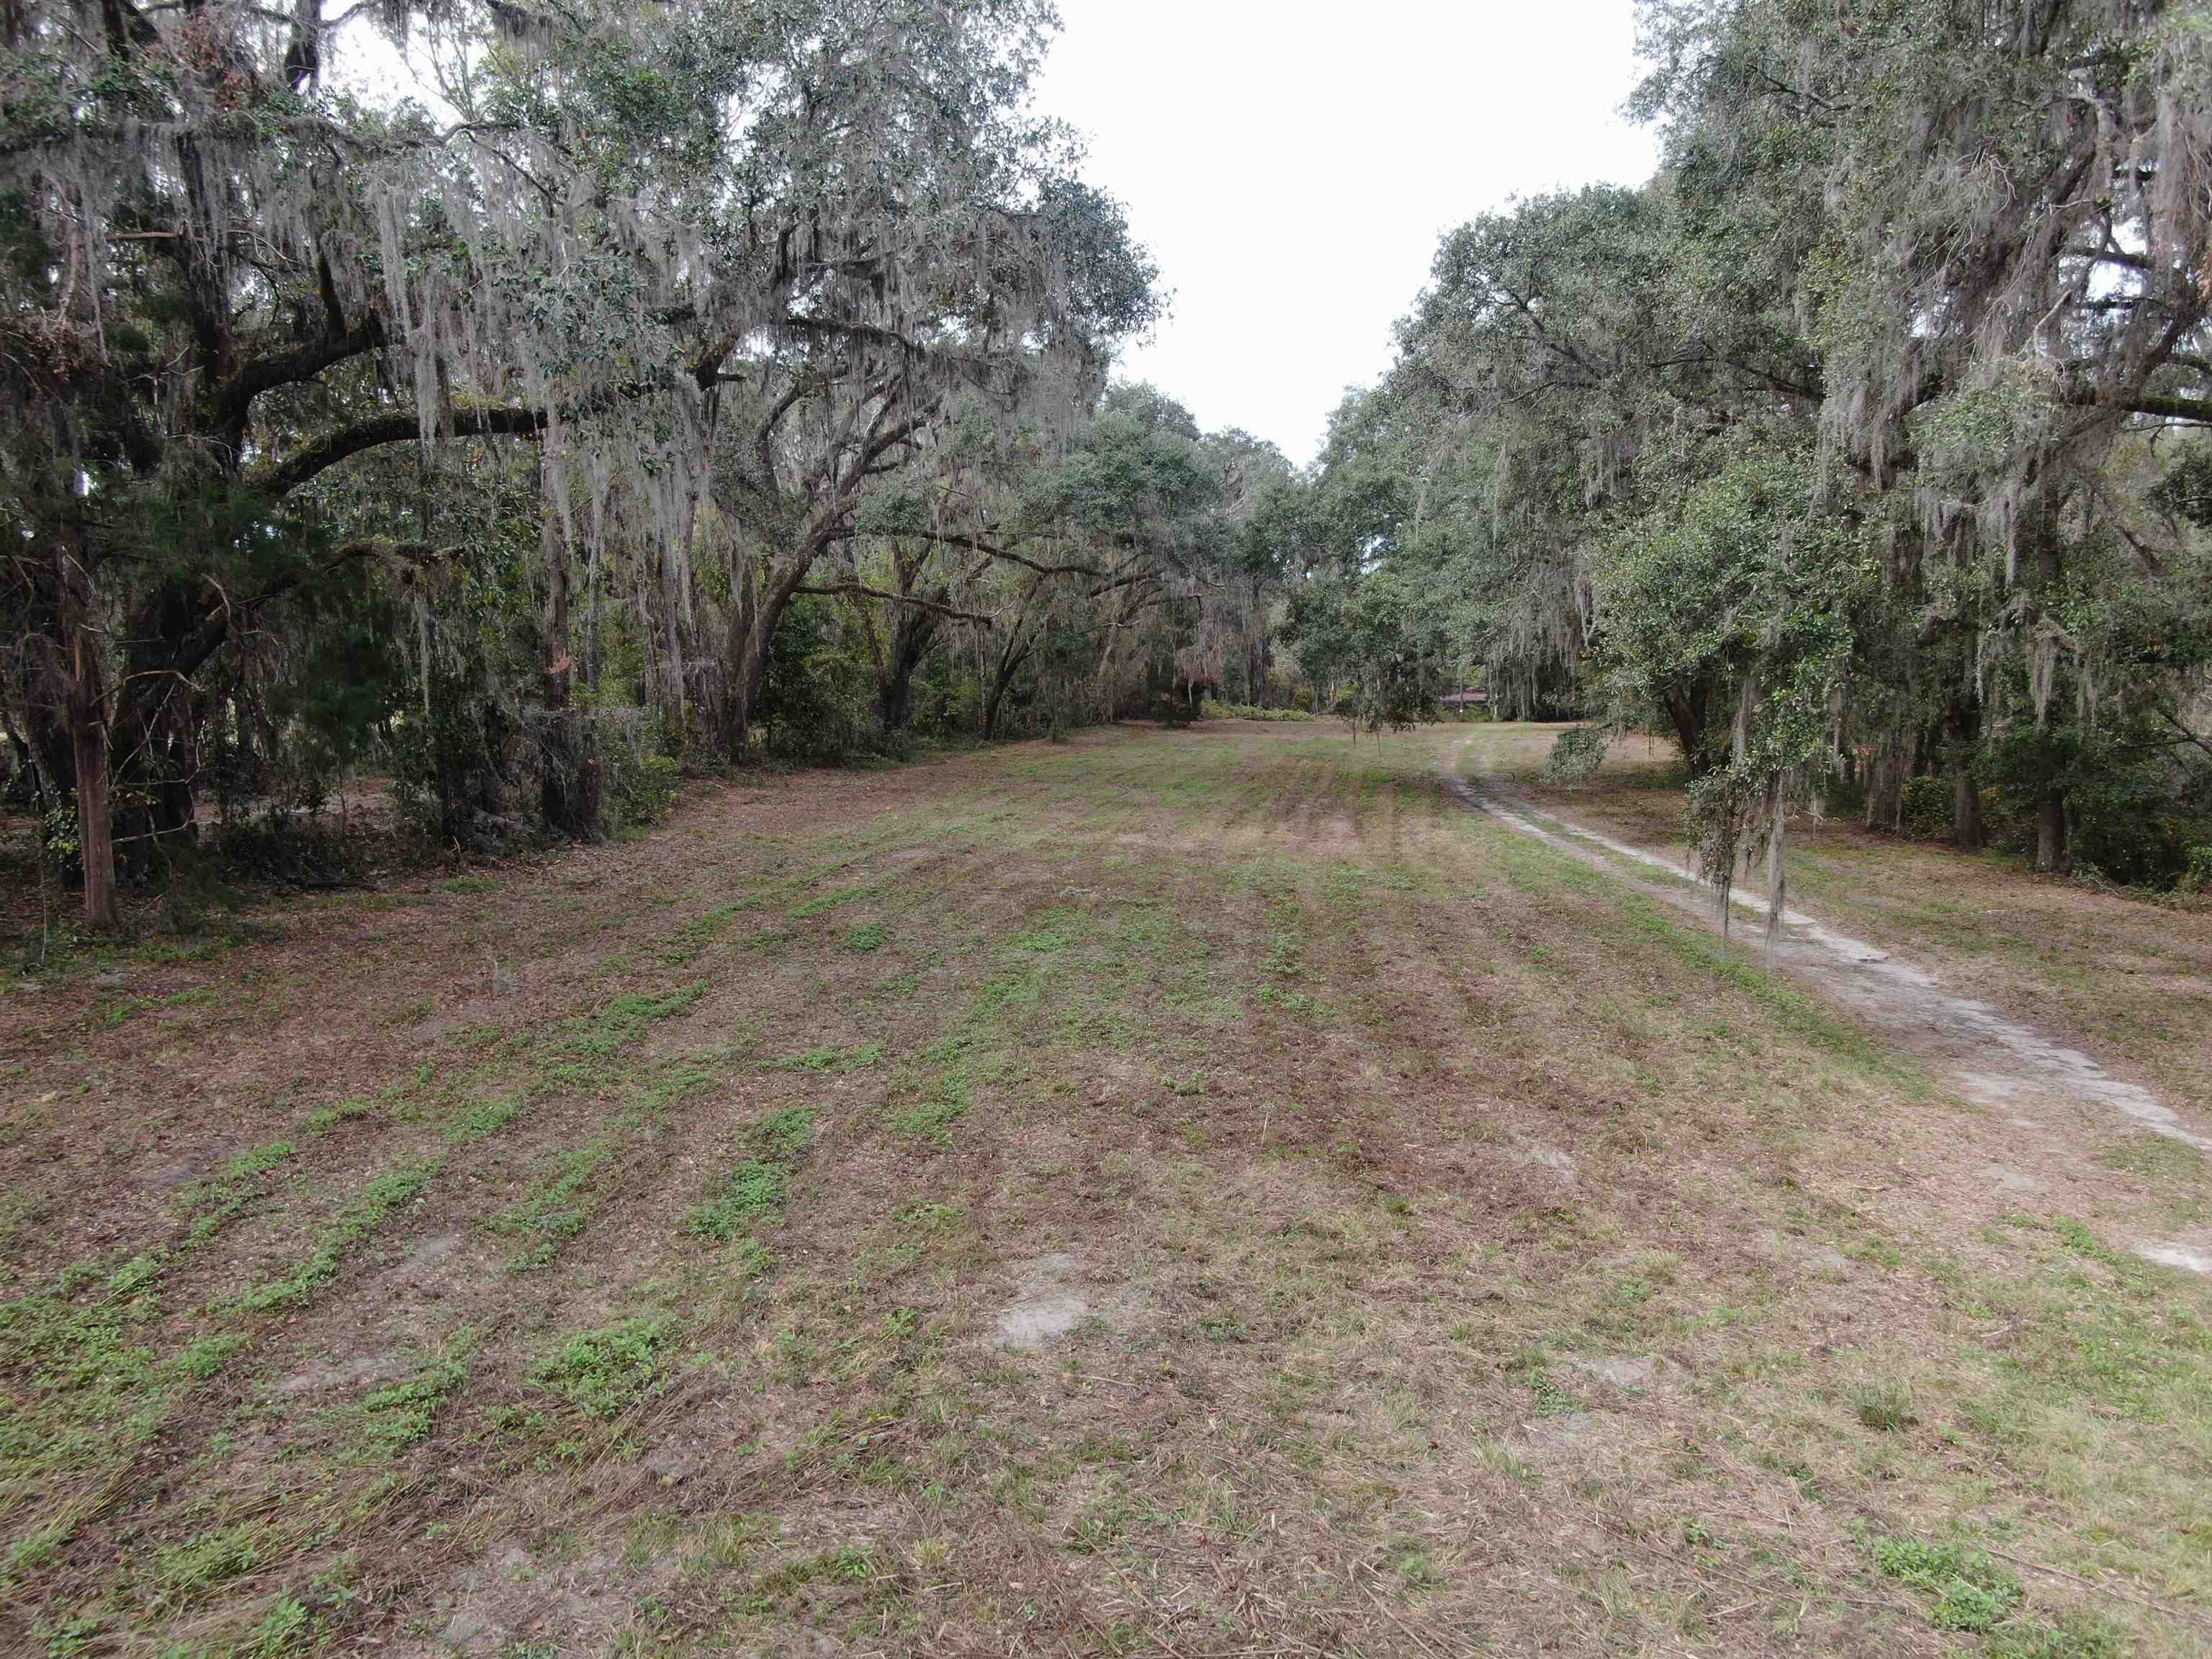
[1306,0,2212,897]
[1,0,1156,925]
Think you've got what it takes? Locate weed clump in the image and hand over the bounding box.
[534,1318,670,1419]
[1851,1375,1918,1431]
[685,1108,814,1240]
[359,1330,475,1452]
[1871,1535,2021,1632]
[552,982,706,1057]
[444,1094,522,1145]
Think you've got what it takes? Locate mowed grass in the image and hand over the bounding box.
[0,722,2206,1656]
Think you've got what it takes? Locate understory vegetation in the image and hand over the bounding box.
[1,0,1296,933]
[4,1,2211,1655]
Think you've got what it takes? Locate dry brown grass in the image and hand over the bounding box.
[1,722,2206,1658]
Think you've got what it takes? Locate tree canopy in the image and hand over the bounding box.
[7,0,2211,928]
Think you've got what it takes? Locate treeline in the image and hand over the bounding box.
[1,0,1298,929]
[1295,0,2212,894]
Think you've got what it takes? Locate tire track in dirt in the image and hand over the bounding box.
[1444,737,2212,1275]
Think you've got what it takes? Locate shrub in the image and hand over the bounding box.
[760,595,877,763]
[2181,844,2212,894]
[1901,775,1952,839]
[607,750,680,830]
[1983,718,2211,887]
[1200,699,1315,723]
[38,802,83,884]
[1544,727,1609,783]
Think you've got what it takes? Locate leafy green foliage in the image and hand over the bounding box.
[1869,1535,2023,1632]
[359,1331,476,1452]
[533,1318,670,1420]
[1900,778,1953,840]
[1544,727,1608,783]
[685,1108,814,1241]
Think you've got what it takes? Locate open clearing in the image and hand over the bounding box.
[4,721,2210,1658]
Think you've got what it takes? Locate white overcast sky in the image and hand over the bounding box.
[1035,1,1659,463]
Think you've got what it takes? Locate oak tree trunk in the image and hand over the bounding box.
[2035,790,2068,873]
[536,456,600,838]
[63,565,120,930]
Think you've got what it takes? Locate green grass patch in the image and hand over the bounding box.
[791,884,868,919]
[304,1097,375,1135]
[443,1093,522,1145]
[534,1317,670,1419]
[891,1076,969,1145]
[221,1140,293,1181]
[685,1108,814,1241]
[1617,892,1912,1078]
[494,1139,619,1270]
[359,1329,475,1452]
[173,1331,251,1380]
[765,1041,883,1073]
[236,1162,439,1311]
[1869,1534,2021,1632]
[155,1522,264,1603]
[549,982,706,1058]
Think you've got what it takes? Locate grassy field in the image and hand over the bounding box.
[2,721,2208,1658]
[1503,724,2212,1115]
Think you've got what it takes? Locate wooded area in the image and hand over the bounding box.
[6,6,2212,1655]
[6,0,2211,929]
[1296,0,2212,909]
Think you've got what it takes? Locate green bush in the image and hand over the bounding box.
[1982,719,2211,888]
[1544,726,1609,783]
[1200,698,1316,722]
[38,802,82,884]
[760,595,878,763]
[2181,844,2212,894]
[1901,775,1952,839]
[607,750,680,830]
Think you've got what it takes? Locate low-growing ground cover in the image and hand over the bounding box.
[1,721,2206,1657]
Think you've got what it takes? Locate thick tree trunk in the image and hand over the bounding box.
[1945,690,1984,850]
[983,637,1034,741]
[64,583,120,931]
[2035,790,2068,873]
[536,457,600,838]
[721,554,810,762]
[1952,767,1984,852]
[878,611,935,732]
[1661,685,1713,777]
